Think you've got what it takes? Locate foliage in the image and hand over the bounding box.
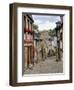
[33,24,38,30]
[32,24,56,37]
[48,29,56,37]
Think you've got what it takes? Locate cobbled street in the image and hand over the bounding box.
[24,56,63,74]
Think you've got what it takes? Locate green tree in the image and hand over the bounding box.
[33,24,38,30]
[48,29,56,37]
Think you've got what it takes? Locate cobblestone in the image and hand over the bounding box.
[24,56,63,74]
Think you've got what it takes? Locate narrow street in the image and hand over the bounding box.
[24,56,63,74]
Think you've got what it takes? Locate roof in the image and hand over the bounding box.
[24,14,34,22]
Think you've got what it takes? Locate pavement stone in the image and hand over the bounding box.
[24,56,63,74]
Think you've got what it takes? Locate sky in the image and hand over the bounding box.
[32,15,61,31]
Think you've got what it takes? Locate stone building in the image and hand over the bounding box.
[55,16,63,61]
[33,29,41,63]
[39,31,55,60]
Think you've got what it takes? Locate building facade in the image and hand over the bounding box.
[55,16,63,61]
[24,14,34,69]
[33,29,40,63]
